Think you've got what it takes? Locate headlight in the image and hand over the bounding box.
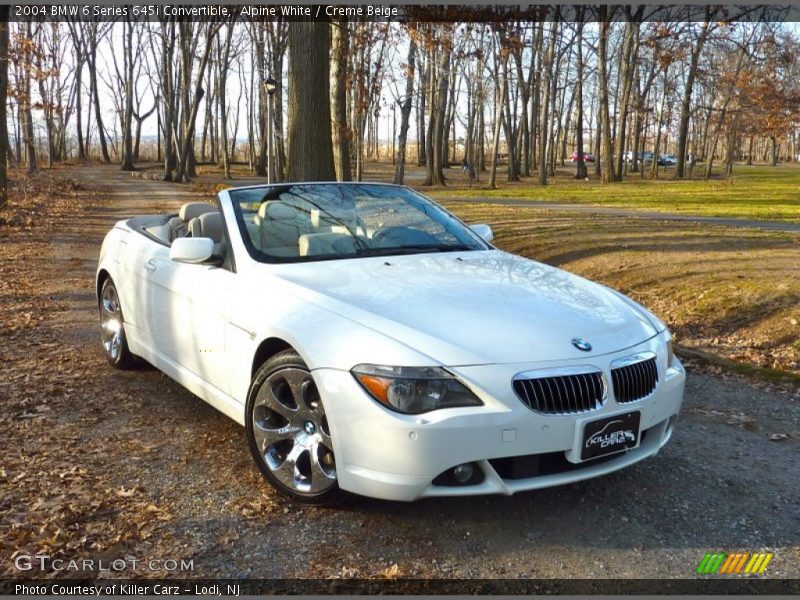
[351,364,483,414]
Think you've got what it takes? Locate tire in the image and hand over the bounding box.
[98,277,137,369]
[245,350,345,505]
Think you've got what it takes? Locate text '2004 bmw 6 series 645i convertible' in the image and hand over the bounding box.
[96,182,685,504]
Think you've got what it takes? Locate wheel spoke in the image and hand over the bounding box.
[269,442,307,490]
[309,443,336,493]
[253,421,297,452]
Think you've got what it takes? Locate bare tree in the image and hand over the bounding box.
[393,26,417,185]
[573,17,588,179]
[0,7,9,207]
[330,19,351,181]
[597,9,616,183]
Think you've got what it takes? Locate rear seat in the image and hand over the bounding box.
[169,202,217,242]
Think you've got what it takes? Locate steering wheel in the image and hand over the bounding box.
[371,226,441,248]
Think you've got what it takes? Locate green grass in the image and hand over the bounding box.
[429,163,800,222]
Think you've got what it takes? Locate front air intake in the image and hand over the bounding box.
[611,356,658,403]
[512,371,606,414]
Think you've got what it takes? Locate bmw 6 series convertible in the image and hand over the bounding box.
[96,182,686,504]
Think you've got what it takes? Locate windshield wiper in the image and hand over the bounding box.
[355,244,474,257]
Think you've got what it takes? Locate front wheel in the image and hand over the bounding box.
[99,277,136,369]
[245,350,345,505]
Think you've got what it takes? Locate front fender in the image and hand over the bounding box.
[226,290,439,404]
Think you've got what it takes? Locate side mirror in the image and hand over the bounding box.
[170,237,215,264]
[470,223,494,244]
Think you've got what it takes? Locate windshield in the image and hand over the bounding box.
[228,183,489,262]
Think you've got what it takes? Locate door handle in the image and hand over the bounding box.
[144,259,157,273]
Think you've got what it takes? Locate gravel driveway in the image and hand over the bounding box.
[1,167,798,585]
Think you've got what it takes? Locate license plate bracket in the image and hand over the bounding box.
[580,411,641,461]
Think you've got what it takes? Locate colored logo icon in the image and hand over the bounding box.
[697,552,773,575]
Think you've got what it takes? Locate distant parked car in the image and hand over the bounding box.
[570,151,595,163]
[626,151,654,163]
[658,154,677,167]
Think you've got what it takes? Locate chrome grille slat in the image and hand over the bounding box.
[566,376,577,413]
[611,356,658,403]
[513,371,605,415]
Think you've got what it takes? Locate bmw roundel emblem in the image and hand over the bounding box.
[571,338,592,352]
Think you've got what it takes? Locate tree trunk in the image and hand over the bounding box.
[393,34,417,185]
[417,52,427,167]
[68,24,86,161]
[676,21,711,178]
[120,22,135,171]
[488,52,506,190]
[538,22,557,185]
[574,19,587,179]
[428,29,451,186]
[161,22,177,181]
[501,55,518,182]
[88,25,111,163]
[614,15,641,180]
[0,9,8,208]
[174,25,217,183]
[598,16,616,183]
[21,22,38,173]
[330,20,352,181]
[287,22,336,181]
[218,25,234,179]
[770,136,778,166]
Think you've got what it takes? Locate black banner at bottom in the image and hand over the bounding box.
[3,578,800,595]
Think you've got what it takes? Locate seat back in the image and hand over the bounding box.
[170,202,217,241]
[188,212,226,258]
[299,232,361,257]
[256,201,312,257]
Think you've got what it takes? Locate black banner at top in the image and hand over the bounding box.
[6,3,800,23]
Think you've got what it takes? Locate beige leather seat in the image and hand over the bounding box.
[256,201,312,257]
[310,207,372,238]
[188,212,226,258]
[170,202,217,241]
[299,232,360,257]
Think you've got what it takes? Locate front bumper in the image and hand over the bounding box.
[314,335,686,501]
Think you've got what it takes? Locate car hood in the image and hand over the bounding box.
[269,250,659,366]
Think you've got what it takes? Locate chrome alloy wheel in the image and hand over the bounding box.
[100,282,124,362]
[251,367,336,495]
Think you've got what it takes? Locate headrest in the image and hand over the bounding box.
[188,212,224,242]
[259,201,300,222]
[179,202,216,222]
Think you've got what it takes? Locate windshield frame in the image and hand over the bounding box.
[226,182,491,264]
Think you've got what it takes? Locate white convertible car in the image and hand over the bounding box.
[97,182,685,503]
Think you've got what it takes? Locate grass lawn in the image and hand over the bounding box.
[439,201,800,378]
[428,163,800,222]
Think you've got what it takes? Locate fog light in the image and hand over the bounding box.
[431,462,485,487]
[452,463,475,483]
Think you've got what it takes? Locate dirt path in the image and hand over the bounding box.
[1,165,799,582]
